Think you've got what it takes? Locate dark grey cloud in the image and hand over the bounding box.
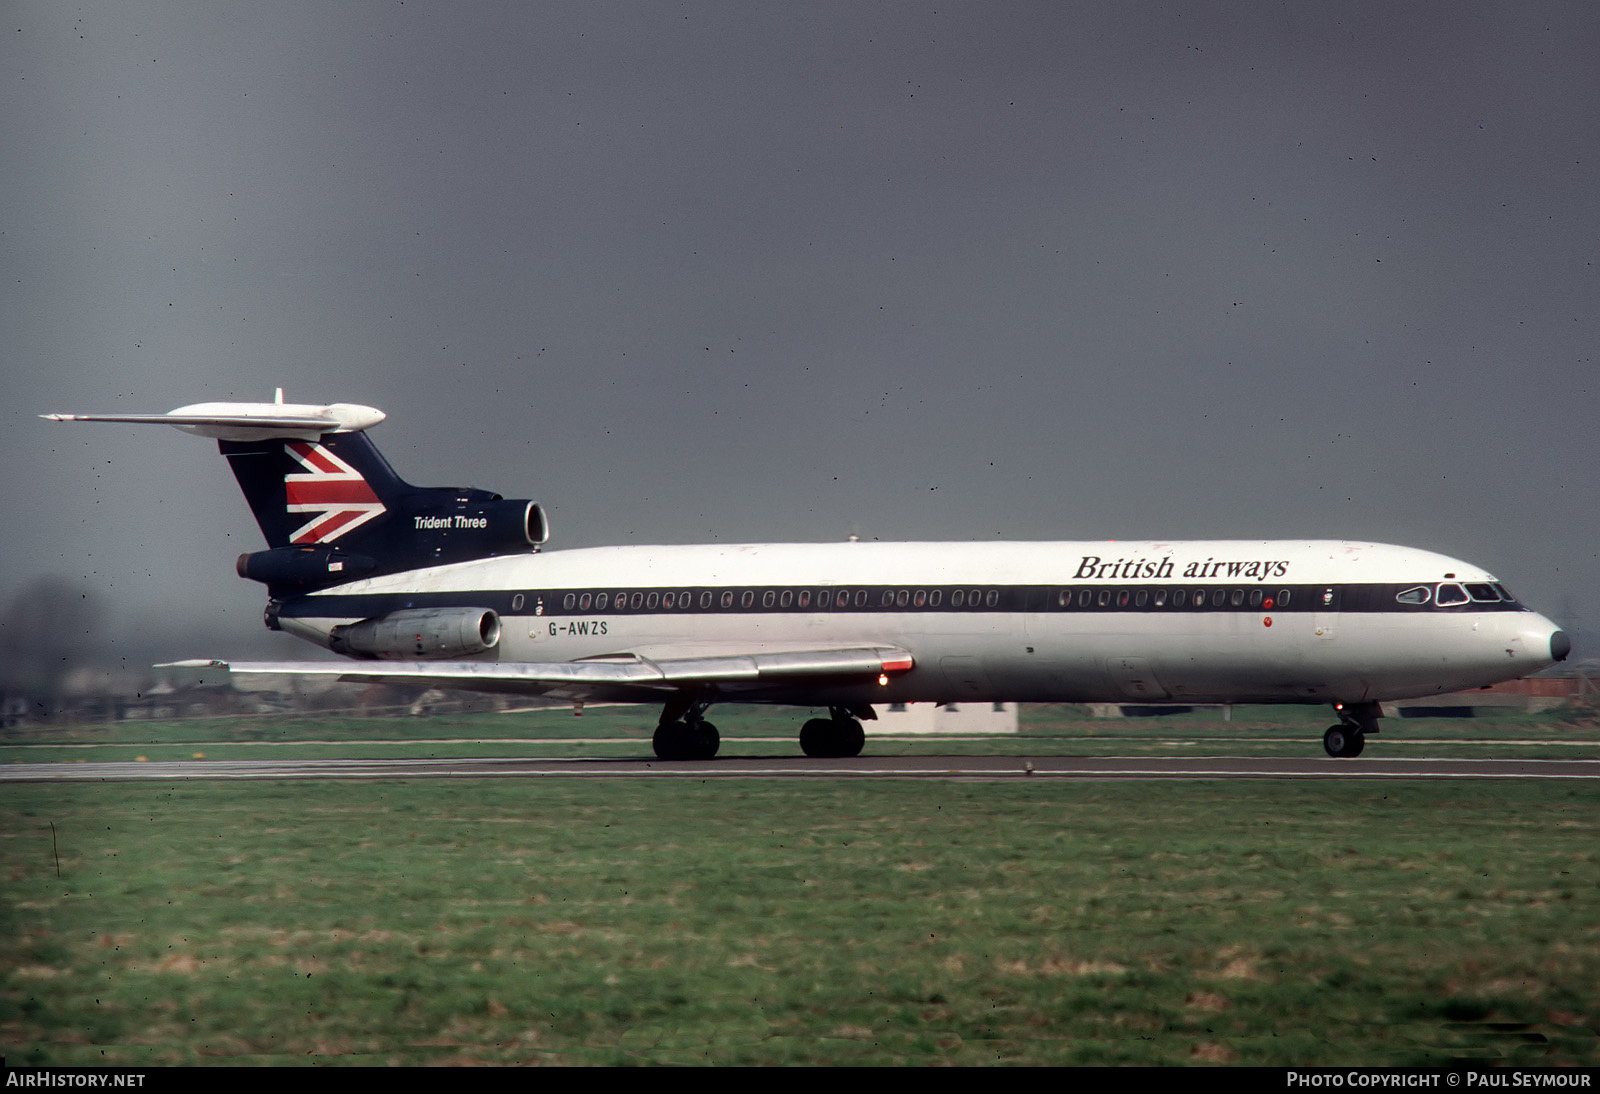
[4,2,1597,662]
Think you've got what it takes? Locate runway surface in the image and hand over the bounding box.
[5,752,1599,783]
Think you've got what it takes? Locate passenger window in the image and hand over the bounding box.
[881,589,896,607]
[798,590,810,609]
[631,592,645,610]
[855,590,868,607]
[1154,588,1169,607]
[1097,589,1111,607]
[1435,583,1469,606]
[1193,589,1206,607]
[762,590,775,608]
[896,589,909,608]
[512,593,525,611]
[1278,589,1291,607]
[985,590,999,608]
[1248,589,1263,608]
[1116,590,1130,607]
[646,592,659,610]
[720,591,734,609]
[1395,586,1431,605]
[1230,589,1244,607]
[1173,589,1186,607]
[929,589,942,607]
[1078,589,1092,608]
[596,593,608,610]
[741,591,755,608]
[699,591,712,609]
[1212,589,1227,608]
[1058,590,1071,608]
[951,589,965,608]
[563,593,576,610]
[579,593,592,611]
[913,590,926,608]
[662,592,674,610]
[1134,589,1148,607]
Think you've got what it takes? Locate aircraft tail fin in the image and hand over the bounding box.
[220,430,406,549]
[45,393,548,591]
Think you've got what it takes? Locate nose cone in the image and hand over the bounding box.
[1550,630,1572,663]
[1498,613,1570,677]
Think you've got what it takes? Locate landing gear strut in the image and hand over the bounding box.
[1324,700,1381,759]
[653,693,720,761]
[799,706,868,758]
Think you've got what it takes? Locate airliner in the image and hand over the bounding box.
[45,393,1571,761]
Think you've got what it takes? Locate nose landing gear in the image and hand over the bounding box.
[1324,700,1381,758]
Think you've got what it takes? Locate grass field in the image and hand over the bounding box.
[4,730,1598,1065]
[5,700,1599,763]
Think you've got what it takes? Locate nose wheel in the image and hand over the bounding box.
[1323,724,1366,758]
[1324,701,1379,758]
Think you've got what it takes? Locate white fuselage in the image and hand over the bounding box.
[273,539,1565,708]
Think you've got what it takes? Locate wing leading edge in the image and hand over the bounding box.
[167,646,915,704]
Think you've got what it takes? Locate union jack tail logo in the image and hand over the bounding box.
[284,441,386,543]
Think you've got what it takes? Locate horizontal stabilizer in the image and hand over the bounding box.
[43,396,384,441]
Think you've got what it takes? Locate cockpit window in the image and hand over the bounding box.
[1435,582,1469,606]
[1396,586,1431,605]
[1493,584,1517,604]
[1465,583,1501,603]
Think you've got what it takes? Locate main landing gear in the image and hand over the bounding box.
[652,694,720,761]
[1324,700,1381,759]
[650,697,874,761]
[799,707,868,759]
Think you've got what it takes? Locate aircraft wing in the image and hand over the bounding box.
[166,646,914,704]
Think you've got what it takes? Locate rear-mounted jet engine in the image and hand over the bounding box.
[330,607,502,660]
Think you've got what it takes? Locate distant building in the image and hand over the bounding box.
[1389,674,1594,717]
[873,701,1018,735]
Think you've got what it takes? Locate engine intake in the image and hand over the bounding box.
[330,607,501,660]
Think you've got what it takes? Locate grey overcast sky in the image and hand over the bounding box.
[3,1,1597,663]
